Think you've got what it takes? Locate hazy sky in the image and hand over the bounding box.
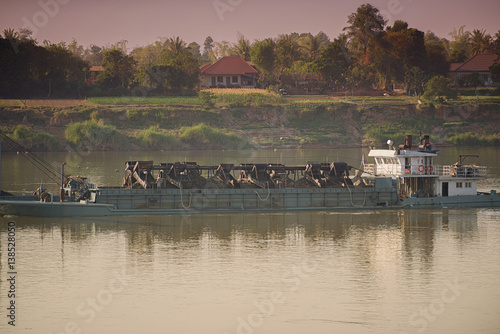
[1,0,499,51]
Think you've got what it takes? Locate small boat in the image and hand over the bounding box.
[1,134,499,217]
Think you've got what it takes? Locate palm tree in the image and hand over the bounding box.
[3,28,19,41]
[303,33,330,60]
[165,36,187,55]
[276,34,302,71]
[493,30,500,55]
[469,29,492,56]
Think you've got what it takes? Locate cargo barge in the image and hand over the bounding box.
[0,135,499,217]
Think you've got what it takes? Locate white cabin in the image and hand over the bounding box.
[364,136,486,199]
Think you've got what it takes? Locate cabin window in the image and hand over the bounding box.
[232,76,238,83]
[465,182,472,188]
[217,76,223,83]
[456,182,463,188]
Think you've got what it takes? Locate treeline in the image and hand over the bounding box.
[1,3,499,98]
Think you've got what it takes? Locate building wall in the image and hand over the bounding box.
[450,71,493,86]
[436,179,477,197]
[200,74,257,88]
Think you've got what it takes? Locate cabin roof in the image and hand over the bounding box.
[368,149,437,158]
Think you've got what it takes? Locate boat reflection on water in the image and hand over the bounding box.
[8,208,478,251]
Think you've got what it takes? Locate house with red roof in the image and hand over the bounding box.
[449,54,499,86]
[86,65,105,85]
[199,56,259,89]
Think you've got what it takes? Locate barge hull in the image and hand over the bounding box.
[0,185,398,217]
[402,193,500,208]
[2,189,500,217]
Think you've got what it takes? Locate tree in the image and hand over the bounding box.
[490,63,500,83]
[67,38,85,58]
[83,45,103,66]
[301,32,330,60]
[131,38,198,95]
[425,32,449,76]
[372,24,427,89]
[0,34,42,97]
[250,38,276,84]
[187,42,201,60]
[43,42,87,97]
[212,40,235,59]
[164,36,187,55]
[315,37,350,88]
[160,51,199,94]
[405,66,428,97]
[369,36,395,89]
[387,20,408,33]
[422,76,456,101]
[344,3,387,58]
[3,28,19,41]
[493,30,500,56]
[469,29,492,56]
[276,34,302,73]
[202,36,214,63]
[448,26,471,63]
[100,48,136,88]
[131,42,164,87]
[232,33,251,60]
[0,29,87,98]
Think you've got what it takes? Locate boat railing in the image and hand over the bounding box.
[363,164,375,175]
[435,165,487,177]
[363,163,413,176]
[363,163,486,177]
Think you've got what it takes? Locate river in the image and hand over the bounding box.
[1,147,500,334]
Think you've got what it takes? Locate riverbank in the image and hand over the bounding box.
[1,93,499,152]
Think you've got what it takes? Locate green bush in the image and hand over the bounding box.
[199,91,216,108]
[446,132,500,146]
[90,110,100,121]
[126,109,139,121]
[179,123,249,149]
[10,125,60,151]
[136,126,180,150]
[422,77,457,101]
[64,120,122,149]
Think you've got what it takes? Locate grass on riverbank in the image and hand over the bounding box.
[446,132,500,146]
[135,126,181,150]
[64,120,124,150]
[179,123,250,149]
[88,96,202,105]
[9,125,60,151]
